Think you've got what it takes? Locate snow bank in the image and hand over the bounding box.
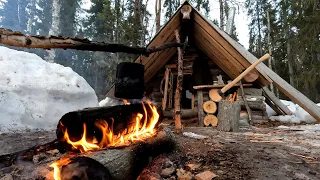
[267,100,319,124]
[99,97,122,107]
[0,47,98,132]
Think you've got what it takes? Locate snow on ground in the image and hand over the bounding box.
[267,100,320,124]
[0,47,98,132]
[99,97,122,107]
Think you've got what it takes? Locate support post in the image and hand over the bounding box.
[174,30,184,133]
[197,90,204,127]
[162,68,170,110]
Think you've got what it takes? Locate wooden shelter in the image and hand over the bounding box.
[106,1,320,123]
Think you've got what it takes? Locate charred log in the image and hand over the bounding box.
[56,103,163,152]
[62,129,176,180]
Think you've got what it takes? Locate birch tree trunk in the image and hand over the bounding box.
[27,0,36,33]
[45,0,61,63]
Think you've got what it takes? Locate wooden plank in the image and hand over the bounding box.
[197,90,205,127]
[193,12,272,86]
[162,68,170,110]
[193,28,240,79]
[194,22,246,78]
[262,87,292,115]
[193,84,252,90]
[264,95,285,115]
[194,34,238,79]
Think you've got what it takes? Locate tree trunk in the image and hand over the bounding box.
[45,0,61,63]
[174,30,183,133]
[155,0,161,33]
[217,101,240,132]
[219,0,224,30]
[287,42,295,87]
[266,9,275,93]
[27,0,36,33]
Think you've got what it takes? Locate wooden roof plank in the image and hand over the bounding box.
[194,22,244,77]
[193,11,272,86]
[194,10,320,121]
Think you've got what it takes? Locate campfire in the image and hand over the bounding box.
[0,100,175,180]
[49,101,162,180]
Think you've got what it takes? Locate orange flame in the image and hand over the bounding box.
[123,99,130,105]
[50,102,160,180]
[50,158,71,180]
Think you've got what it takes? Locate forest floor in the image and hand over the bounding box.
[0,123,320,180]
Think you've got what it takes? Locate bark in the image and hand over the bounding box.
[219,0,224,30]
[0,28,185,56]
[217,101,240,132]
[174,30,183,133]
[56,103,164,152]
[155,0,161,32]
[266,9,275,93]
[46,0,61,63]
[61,130,176,180]
[287,42,295,87]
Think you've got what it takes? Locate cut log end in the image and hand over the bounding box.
[203,101,217,114]
[209,89,222,102]
[204,115,218,127]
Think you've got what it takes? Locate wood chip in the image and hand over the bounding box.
[185,163,202,171]
[195,171,217,180]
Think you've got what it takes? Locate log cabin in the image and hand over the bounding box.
[104,1,320,126]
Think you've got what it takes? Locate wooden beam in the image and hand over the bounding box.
[0,28,184,56]
[174,30,183,133]
[263,87,292,115]
[193,9,320,121]
[197,90,205,127]
[162,68,170,110]
[193,11,272,86]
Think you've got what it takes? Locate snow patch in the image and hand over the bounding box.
[99,97,123,107]
[266,100,319,124]
[182,132,209,139]
[0,47,98,132]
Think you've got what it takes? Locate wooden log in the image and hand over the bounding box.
[217,101,241,132]
[162,68,170,110]
[197,90,205,127]
[204,115,218,127]
[174,30,184,133]
[60,130,176,180]
[0,28,185,56]
[237,95,266,110]
[209,89,221,102]
[163,109,198,119]
[56,103,163,152]
[239,88,263,96]
[262,87,292,115]
[243,70,259,82]
[203,101,217,114]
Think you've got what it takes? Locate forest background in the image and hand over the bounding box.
[0,0,319,102]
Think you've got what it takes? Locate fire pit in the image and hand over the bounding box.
[0,101,176,180]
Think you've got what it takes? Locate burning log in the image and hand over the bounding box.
[56,102,164,153]
[54,129,176,180]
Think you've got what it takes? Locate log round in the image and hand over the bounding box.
[56,103,163,152]
[204,115,218,127]
[243,70,259,82]
[203,101,217,114]
[209,89,222,102]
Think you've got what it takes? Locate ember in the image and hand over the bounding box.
[50,101,161,180]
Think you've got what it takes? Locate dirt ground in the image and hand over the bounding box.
[0,123,320,180]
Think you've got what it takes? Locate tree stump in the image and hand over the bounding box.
[217,101,240,132]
